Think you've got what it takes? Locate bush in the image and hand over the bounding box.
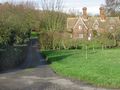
[0,46,28,71]
[0,2,39,47]
[39,31,84,50]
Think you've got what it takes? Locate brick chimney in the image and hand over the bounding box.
[99,7,106,21]
[82,7,88,20]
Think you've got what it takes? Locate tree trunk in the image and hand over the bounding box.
[52,31,55,50]
[102,45,104,51]
[86,45,88,59]
[62,41,66,49]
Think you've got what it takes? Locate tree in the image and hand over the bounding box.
[105,0,120,16]
[39,0,67,50]
[0,1,40,70]
[40,0,63,11]
[0,1,39,47]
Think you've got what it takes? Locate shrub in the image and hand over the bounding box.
[0,46,28,71]
[39,31,84,50]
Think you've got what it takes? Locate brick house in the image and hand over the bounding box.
[67,7,120,40]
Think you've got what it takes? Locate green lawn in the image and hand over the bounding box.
[42,49,120,88]
[31,31,39,38]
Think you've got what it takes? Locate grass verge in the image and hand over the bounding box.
[41,49,120,88]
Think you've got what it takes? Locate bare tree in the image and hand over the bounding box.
[40,0,63,11]
[68,8,82,17]
[39,0,68,50]
[105,0,120,15]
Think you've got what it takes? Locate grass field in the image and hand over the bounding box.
[42,49,120,88]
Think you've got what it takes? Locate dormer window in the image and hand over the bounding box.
[79,25,82,30]
[79,34,83,38]
[93,20,99,30]
[94,25,99,30]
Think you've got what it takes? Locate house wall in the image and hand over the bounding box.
[72,27,87,39]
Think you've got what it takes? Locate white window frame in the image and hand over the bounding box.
[79,25,82,30]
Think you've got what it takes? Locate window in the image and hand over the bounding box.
[109,26,114,32]
[89,33,92,37]
[70,34,72,38]
[94,25,99,30]
[88,37,91,41]
[79,34,83,38]
[79,25,82,30]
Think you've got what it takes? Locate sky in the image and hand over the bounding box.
[64,0,105,14]
[0,0,105,14]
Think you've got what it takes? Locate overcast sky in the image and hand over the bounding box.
[0,0,105,14]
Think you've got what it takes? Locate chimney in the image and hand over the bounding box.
[82,7,88,20]
[99,7,106,21]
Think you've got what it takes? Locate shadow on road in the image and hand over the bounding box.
[0,38,47,74]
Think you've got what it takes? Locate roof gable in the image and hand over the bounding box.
[73,17,88,30]
[93,20,99,26]
[67,16,120,30]
[67,18,78,29]
[84,17,98,29]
